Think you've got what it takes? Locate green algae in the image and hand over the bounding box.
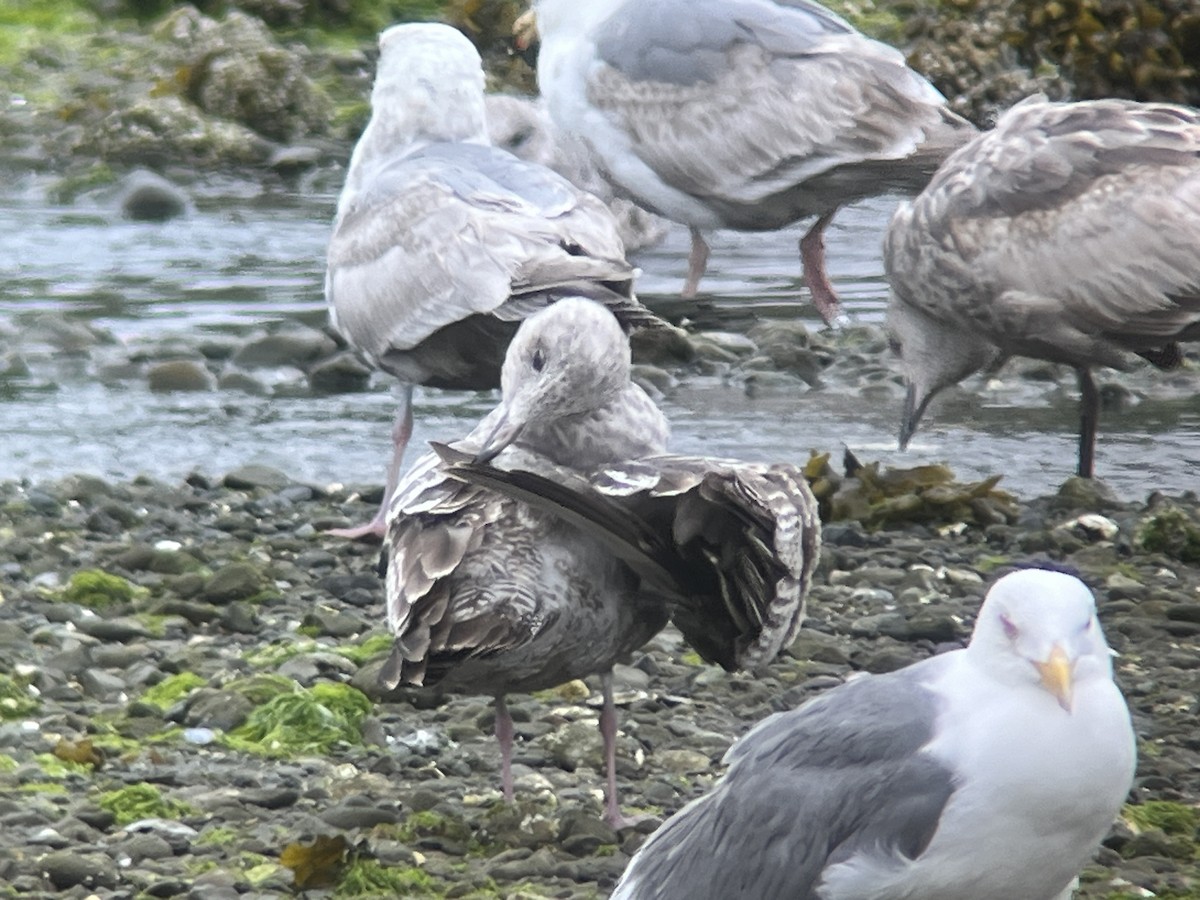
[98,782,195,826]
[335,859,440,898]
[196,825,241,847]
[335,632,393,665]
[1124,800,1199,836]
[0,674,38,720]
[221,673,297,710]
[140,671,206,710]
[33,752,92,778]
[59,568,142,608]
[224,682,371,757]
[0,754,16,773]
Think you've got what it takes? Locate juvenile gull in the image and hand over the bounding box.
[325,23,659,538]
[526,0,976,322]
[381,298,821,825]
[886,96,1200,478]
[611,568,1137,900]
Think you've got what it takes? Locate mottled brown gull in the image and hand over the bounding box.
[380,298,821,825]
[887,96,1200,478]
[527,0,976,323]
[611,568,1136,900]
[325,22,660,539]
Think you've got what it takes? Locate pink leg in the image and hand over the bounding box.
[327,384,414,540]
[599,671,628,827]
[682,227,710,298]
[494,695,516,803]
[798,211,845,327]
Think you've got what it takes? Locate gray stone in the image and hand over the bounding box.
[38,850,116,889]
[118,169,189,221]
[222,465,290,491]
[308,351,372,394]
[147,359,216,392]
[200,562,269,603]
[232,326,337,368]
[184,689,254,732]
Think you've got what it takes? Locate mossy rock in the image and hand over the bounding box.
[97,783,196,826]
[60,568,141,609]
[1136,503,1200,563]
[139,671,207,710]
[0,674,39,720]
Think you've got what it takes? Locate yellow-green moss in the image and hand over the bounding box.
[224,682,371,757]
[335,632,393,665]
[60,568,141,608]
[1123,800,1199,836]
[98,782,196,826]
[140,671,206,710]
[335,859,440,898]
[0,674,38,720]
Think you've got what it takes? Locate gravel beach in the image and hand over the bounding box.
[1,461,1198,899]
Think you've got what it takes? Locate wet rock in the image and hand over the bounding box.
[118,169,189,221]
[308,351,373,394]
[232,325,338,368]
[200,561,269,603]
[84,95,274,169]
[183,689,255,732]
[37,850,116,889]
[147,359,217,392]
[175,10,332,142]
[222,464,290,491]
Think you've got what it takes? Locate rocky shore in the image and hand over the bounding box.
[1,460,1199,898]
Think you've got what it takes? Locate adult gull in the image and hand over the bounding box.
[611,567,1137,899]
[886,96,1200,478]
[380,298,822,825]
[527,0,976,322]
[326,23,660,538]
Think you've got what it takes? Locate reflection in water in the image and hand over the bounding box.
[1,183,1197,499]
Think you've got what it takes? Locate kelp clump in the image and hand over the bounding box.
[805,450,1019,529]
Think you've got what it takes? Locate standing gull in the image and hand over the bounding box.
[526,0,976,322]
[325,23,660,539]
[887,96,1200,478]
[381,298,821,825]
[611,567,1137,900]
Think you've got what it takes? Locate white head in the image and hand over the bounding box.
[343,23,488,202]
[475,298,634,459]
[969,568,1115,711]
[886,295,1000,449]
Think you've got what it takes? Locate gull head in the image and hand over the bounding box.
[370,23,488,148]
[969,568,1115,712]
[476,298,633,460]
[886,296,998,450]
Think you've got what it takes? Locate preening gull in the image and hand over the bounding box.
[611,567,1136,900]
[381,298,821,825]
[886,96,1200,478]
[526,0,976,322]
[325,23,660,538]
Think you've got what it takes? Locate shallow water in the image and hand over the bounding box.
[1,179,1197,500]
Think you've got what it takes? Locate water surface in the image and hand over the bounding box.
[2,180,1197,500]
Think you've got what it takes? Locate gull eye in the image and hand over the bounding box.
[1079,618,1093,634]
[999,614,1019,641]
[531,348,546,372]
[887,336,902,357]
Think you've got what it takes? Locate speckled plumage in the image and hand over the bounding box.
[381,299,821,823]
[324,23,661,538]
[886,96,1200,477]
[532,0,975,316]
